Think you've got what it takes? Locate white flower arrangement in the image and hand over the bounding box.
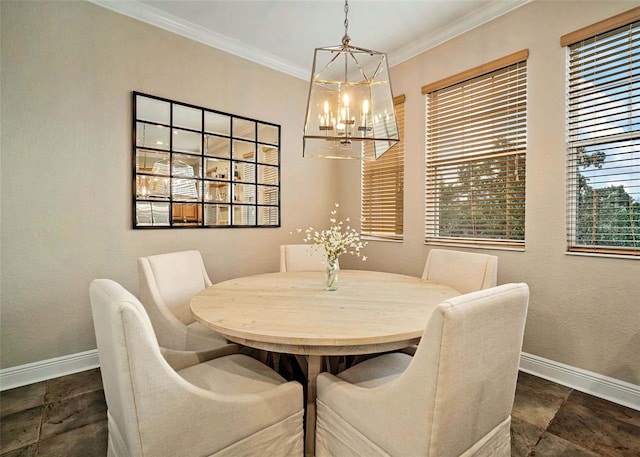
[295,203,367,265]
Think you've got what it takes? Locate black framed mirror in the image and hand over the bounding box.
[133,92,281,228]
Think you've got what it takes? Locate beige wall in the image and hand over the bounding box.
[339,0,640,385]
[2,0,639,387]
[0,1,337,368]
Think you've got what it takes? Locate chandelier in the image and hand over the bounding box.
[303,0,399,160]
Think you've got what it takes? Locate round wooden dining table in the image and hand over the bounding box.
[190,270,460,456]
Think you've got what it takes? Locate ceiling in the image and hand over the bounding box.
[92,0,530,80]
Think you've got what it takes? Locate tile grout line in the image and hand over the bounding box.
[533,388,609,457]
[526,387,575,457]
[35,379,51,454]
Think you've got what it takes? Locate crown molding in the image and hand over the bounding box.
[89,0,530,81]
[88,0,310,80]
[388,0,532,67]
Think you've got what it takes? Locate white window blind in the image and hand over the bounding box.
[361,95,405,240]
[565,14,639,257]
[424,51,528,249]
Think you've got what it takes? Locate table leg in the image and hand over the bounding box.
[305,355,322,457]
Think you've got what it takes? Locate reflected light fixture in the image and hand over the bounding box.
[303,0,399,160]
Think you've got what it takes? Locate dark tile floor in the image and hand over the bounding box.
[1,369,638,456]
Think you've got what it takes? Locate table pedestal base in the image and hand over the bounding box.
[305,355,322,456]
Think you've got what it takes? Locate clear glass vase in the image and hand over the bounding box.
[325,259,339,291]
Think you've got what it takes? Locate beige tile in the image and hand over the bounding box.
[40,390,107,440]
[512,372,572,429]
[517,372,573,398]
[531,432,600,456]
[0,443,37,457]
[0,383,46,418]
[511,416,545,457]
[0,407,41,454]
[37,421,107,457]
[44,368,103,403]
[547,390,640,457]
[565,389,640,428]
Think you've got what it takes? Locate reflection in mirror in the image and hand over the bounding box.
[233,118,255,140]
[205,158,230,180]
[205,182,229,203]
[205,135,230,158]
[136,176,154,199]
[258,206,279,226]
[134,92,279,228]
[136,175,170,199]
[233,183,256,204]
[235,162,255,184]
[172,178,199,201]
[258,164,278,185]
[173,129,202,154]
[172,203,202,225]
[233,205,256,225]
[173,104,201,131]
[204,204,230,226]
[258,145,278,164]
[258,123,279,145]
[136,202,170,226]
[136,149,170,173]
[258,185,279,205]
[136,95,170,125]
[232,139,255,160]
[205,112,230,136]
[137,123,170,150]
[173,153,201,178]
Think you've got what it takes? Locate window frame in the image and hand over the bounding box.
[422,50,529,250]
[562,8,640,258]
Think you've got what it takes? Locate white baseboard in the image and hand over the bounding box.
[520,352,640,411]
[0,350,99,391]
[1,349,638,411]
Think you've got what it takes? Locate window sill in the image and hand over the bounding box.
[424,240,525,252]
[362,235,404,243]
[566,251,639,260]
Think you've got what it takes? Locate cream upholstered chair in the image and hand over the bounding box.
[422,249,498,294]
[280,244,332,272]
[90,279,304,457]
[138,250,228,350]
[399,248,500,357]
[316,283,529,457]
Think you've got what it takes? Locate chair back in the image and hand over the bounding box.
[421,249,498,294]
[90,279,170,457]
[279,244,330,272]
[403,283,529,456]
[138,250,212,326]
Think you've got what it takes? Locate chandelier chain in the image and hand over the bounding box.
[344,0,349,34]
[342,0,350,46]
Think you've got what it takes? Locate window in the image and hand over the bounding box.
[563,10,639,257]
[423,50,528,249]
[361,95,405,240]
[133,92,280,229]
